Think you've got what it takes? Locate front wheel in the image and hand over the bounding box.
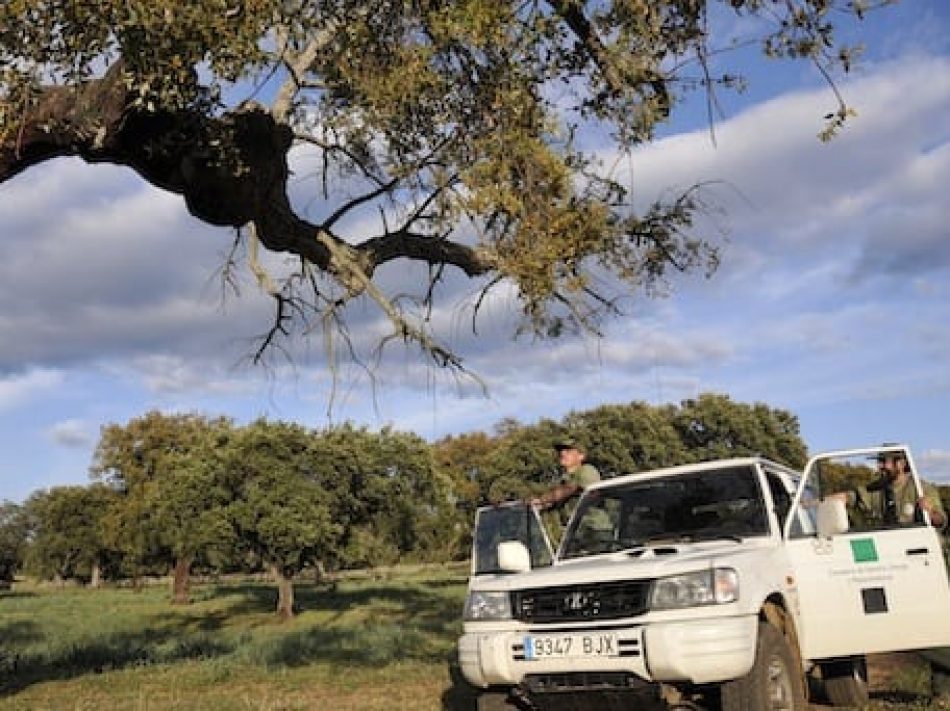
[819,656,869,707]
[719,622,806,711]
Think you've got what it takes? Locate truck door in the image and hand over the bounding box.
[470,502,554,577]
[784,445,950,660]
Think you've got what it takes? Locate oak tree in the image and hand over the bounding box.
[22,484,118,586]
[307,424,450,568]
[91,410,235,601]
[0,501,29,585]
[671,393,807,467]
[0,1,878,373]
[225,419,339,619]
[562,401,690,474]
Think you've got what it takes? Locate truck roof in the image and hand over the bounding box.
[587,455,799,491]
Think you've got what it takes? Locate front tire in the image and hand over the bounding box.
[719,622,806,711]
[819,656,869,707]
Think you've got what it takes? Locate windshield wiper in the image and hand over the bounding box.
[638,531,743,546]
[691,532,743,543]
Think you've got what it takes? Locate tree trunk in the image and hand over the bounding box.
[271,564,295,620]
[90,560,102,589]
[171,556,192,604]
[313,560,327,584]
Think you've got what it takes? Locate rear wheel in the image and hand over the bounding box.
[819,656,869,707]
[719,622,806,711]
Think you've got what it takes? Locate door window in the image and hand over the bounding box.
[472,502,552,574]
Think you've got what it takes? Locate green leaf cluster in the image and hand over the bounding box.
[22,484,118,583]
[75,412,454,613]
[225,419,339,578]
[90,411,236,583]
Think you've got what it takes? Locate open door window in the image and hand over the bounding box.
[471,502,554,576]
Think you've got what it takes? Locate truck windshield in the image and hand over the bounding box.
[561,466,770,559]
[472,503,552,574]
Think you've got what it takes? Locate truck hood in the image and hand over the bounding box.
[469,537,773,591]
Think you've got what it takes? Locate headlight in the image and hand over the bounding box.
[649,568,739,610]
[464,591,512,621]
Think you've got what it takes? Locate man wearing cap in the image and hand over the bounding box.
[532,437,600,532]
[830,451,946,530]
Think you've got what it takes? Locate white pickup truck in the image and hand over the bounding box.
[458,445,950,710]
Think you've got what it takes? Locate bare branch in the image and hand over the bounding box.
[313,228,484,386]
[292,133,388,186]
[471,275,505,336]
[321,176,400,232]
[247,223,280,295]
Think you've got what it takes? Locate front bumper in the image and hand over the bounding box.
[459,614,757,689]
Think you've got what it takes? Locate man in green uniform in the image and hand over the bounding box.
[837,451,947,530]
[532,437,600,540]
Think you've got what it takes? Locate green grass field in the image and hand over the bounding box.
[0,565,474,710]
[0,566,943,710]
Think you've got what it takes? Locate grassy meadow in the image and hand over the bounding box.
[0,565,943,711]
[0,565,475,710]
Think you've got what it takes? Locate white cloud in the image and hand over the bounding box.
[621,55,950,273]
[0,369,64,411]
[111,354,260,397]
[48,419,94,448]
[0,162,284,372]
[918,449,950,485]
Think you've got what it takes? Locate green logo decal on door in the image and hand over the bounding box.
[850,538,879,563]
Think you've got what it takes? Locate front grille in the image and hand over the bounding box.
[512,580,651,622]
[520,673,659,711]
[522,671,649,693]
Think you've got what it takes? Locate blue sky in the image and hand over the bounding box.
[2,2,949,503]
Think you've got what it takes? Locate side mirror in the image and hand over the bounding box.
[497,541,531,573]
[817,498,849,538]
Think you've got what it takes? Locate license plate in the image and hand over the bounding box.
[524,633,618,660]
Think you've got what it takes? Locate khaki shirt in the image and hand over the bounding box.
[567,463,601,490]
[850,477,946,527]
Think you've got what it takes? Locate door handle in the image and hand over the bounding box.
[906,547,928,556]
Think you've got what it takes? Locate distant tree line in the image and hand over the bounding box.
[2,393,943,615]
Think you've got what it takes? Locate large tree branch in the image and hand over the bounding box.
[359,229,492,278]
[0,61,129,182]
[1,59,493,285]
